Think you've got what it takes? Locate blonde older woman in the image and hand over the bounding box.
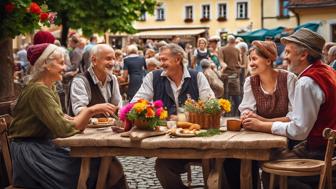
[192,37,210,72]
[9,43,126,189]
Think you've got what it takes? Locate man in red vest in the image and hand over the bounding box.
[242,28,336,158]
[241,28,336,188]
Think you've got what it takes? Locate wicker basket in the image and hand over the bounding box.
[187,112,221,129]
[133,119,153,130]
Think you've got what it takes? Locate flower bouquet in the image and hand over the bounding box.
[119,99,168,131]
[184,98,231,129]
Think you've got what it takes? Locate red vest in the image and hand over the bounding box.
[300,61,336,150]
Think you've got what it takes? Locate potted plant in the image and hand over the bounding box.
[217,17,227,22]
[184,98,231,129]
[200,17,210,23]
[119,99,168,131]
[184,18,193,23]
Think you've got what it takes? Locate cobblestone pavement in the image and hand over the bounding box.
[118,156,204,189]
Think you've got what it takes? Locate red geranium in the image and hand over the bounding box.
[39,12,49,22]
[4,2,15,13]
[29,2,41,14]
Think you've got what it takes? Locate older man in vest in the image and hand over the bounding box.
[242,29,336,187]
[132,43,215,188]
[69,44,127,188]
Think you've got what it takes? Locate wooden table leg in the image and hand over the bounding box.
[77,158,91,189]
[207,158,224,189]
[95,157,112,189]
[240,159,252,189]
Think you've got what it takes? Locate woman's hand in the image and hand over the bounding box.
[242,118,272,133]
[241,111,265,122]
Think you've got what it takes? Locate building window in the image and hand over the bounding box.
[279,0,289,17]
[218,3,227,21]
[139,13,146,21]
[185,6,193,19]
[237,2,248,19]
[202,4,210,19]
[156,6,165,21]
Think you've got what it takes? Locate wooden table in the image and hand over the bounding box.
[54,127,287,189]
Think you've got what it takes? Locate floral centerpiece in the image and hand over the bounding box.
[184,98,231,129]
[119,99,168,131]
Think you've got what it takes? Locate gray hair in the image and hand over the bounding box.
[146,57,160,67]
[159,43,186,65]
[126,44,138,55]
[291,42,322,64]
[31,47,64,81]
[90,44,114,61]
[227,35,236,43]
[200,59,211,69]
[328,46,336,56]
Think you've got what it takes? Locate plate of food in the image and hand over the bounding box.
[88,117,115,128]
[168,121,206,137]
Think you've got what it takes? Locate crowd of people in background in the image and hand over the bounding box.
[12,29,336,117]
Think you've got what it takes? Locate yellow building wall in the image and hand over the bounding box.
[134,0,262,36]
[262,0,297,29]
[296,8,336,42]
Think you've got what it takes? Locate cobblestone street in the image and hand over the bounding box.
[119,156,204,189]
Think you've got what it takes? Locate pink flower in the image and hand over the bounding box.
[153,100,163,108]
[119,103,134,121]
[156,107,163,117]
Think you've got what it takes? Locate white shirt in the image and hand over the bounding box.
[239,70,297,118]
[71,67,122,115]
[271,66,325,140]
[131,66,215,107]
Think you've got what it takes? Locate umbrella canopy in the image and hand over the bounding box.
[235,27,285,43]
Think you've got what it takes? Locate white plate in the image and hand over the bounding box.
[88,118,115,128]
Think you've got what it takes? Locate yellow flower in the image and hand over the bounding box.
[133,102,147,113]
[145,107,155,118]
[218,99,231,113]
[159,110,168,120]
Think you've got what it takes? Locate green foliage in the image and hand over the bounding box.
[195,128,220,137]
[47,0,157,37]
[0,0,51,39]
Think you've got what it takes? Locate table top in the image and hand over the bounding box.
[54,127,287,150]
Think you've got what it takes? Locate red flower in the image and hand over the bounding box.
[40,12,49,22]
[4,2,15,13]
[29,2,41,14]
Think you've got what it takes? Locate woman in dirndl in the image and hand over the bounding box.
[9,43,126,189]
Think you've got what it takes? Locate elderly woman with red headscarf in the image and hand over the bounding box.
[9,43,126,189]
[224,40,297,189]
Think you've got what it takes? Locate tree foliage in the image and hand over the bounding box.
[48,0,156,37]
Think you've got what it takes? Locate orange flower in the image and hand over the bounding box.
[145,107,155,118]
[159,110,168,119]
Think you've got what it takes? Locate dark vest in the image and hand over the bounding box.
[152,69,199,115]
[68,71,113,117]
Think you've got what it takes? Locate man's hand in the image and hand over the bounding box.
[90,103,117,117]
